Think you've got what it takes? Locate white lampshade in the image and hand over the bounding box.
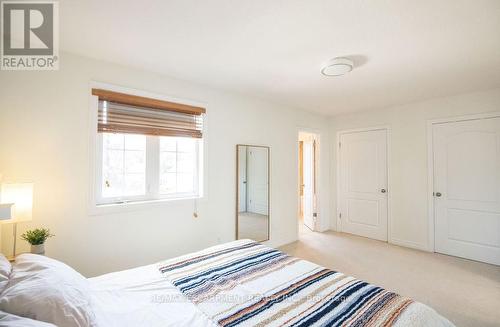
[0,183,33,223]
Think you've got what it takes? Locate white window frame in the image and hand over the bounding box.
[88,82,207,215]
[95,134,202,205]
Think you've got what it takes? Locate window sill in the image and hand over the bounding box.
[88,196,204,216]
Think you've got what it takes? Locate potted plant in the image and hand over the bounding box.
[21,228,54,255]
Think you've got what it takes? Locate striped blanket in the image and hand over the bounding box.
[158,240,452,327]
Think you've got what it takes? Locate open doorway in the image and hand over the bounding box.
[298,131,319,234]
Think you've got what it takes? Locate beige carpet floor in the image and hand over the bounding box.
[279,225,500,327]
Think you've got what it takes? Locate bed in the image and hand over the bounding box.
[0,240,453,327]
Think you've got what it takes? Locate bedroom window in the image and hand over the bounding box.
[92,88,205,205]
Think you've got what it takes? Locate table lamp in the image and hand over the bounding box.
[0,183,33,258]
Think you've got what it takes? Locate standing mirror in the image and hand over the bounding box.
[236,145,270,242]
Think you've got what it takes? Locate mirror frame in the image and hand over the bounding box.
[235,144,270,242]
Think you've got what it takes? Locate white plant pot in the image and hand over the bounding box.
[31,244,45,255]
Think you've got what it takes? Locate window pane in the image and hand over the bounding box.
[160,173,176,194]
[177,153,194,173]
[177,138,195,153]
[102,171,124,198]
[101,133,146,199]
[124,134,145,150]
[160,137,176,152]
[104,133,124,149]
[177,173,194,193]
[124,173,145,196]
[124,150,145,173]
[160,152,176,173]
[159,136,198,196]
[104,149,124,172]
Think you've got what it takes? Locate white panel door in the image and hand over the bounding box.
[238,146,247,212]
[339,129,388,241]
[247,147,268,215]
[433,117,500,265]
[303,140,315,230]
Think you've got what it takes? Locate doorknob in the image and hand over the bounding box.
[435,192,442,197]
[381,189,386,193]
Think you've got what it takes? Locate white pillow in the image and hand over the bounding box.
[0,254,11,293]
[0,310,56,326]
[0,254,97,327]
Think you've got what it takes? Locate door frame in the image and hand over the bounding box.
[336,125,392,242]
[296,127,323,232]
[426,111,500,252]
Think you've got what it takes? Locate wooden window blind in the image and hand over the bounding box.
[92,89,205,138]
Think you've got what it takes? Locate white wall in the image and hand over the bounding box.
[0,53,331,277]
[330,88,500,250]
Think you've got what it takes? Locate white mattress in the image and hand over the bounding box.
[88,263,214,327]
[88,245,453,327]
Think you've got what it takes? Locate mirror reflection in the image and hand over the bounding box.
[236,145,269,242]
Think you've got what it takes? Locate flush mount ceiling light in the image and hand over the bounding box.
[321,57,354,77]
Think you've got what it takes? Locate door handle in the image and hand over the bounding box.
[381,189,386,193]
[435,192,442,197]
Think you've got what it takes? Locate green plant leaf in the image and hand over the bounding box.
[20,228,54,245]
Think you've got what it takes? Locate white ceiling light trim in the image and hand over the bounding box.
[321,57,354,76]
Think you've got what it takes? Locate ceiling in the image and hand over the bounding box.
[60,1,500,116]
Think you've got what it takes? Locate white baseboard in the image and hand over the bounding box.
[389,237,430,252]
[268,235,298,249]
[317,225,330,233]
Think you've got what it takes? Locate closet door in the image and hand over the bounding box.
[433,117,500,265]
